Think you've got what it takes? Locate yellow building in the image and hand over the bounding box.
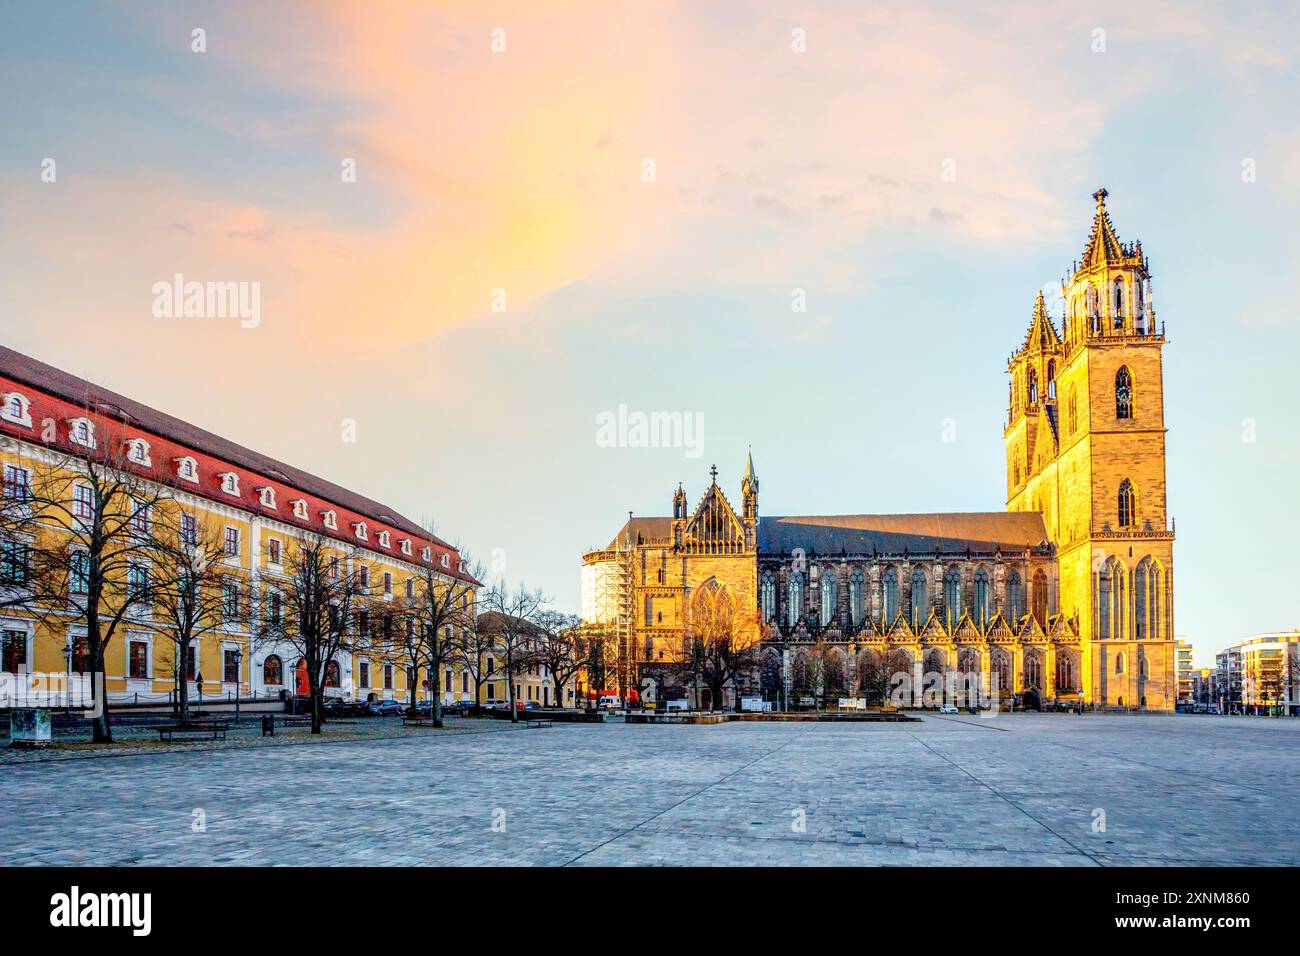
[0,345,478,713]
[583,189,1177,711]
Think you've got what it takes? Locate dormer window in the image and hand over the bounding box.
[400,539,412,556]
[174,456,199,484]
[322,510,337,530]
[257,486,277,509]
[218,472,240,496]
[377,530,391,548]
[439,553,450,569]
[125,439,152,467]
[1,392,32,428]
[68,417,96,449]
[353,521,368,541]
[421,546,432,563]
[291,499,308,520]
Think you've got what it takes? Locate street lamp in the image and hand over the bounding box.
[233,647,244,726]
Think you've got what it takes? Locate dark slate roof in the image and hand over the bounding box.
[758,512,1050,556]
[0,344,451,549]
[605,517,674,550]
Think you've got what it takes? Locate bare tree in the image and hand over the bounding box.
[25,427,176,743]
[673,585,760,712]
[256,534,371,733]
[452,610,496,711]
[530,608,583,708]
[139,508,230,723]
[480,584,546,723]
[390,549,482,726]
[578,622,618,708]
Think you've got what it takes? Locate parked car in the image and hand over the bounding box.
[524,700,541,711]
[323,697,365,717]
[442,700,474,716]
[938,704,959,714]
[412,699,433,714]
[368,699,405,716]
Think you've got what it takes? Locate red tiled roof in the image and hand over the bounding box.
[0,344,473,581]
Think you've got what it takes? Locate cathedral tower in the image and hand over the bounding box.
[1007,188,1176,709]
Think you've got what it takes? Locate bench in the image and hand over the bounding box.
[401,714,436,727]
[152,720,229,743]
[526,719,553,729]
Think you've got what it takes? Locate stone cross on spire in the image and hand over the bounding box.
[1093,186,1109,207]
[709,463,718,482]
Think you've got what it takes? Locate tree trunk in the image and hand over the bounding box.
[310,678,323,734]
[91,644,112,743]
[508,662,518,723]
[178,657,190,723]
[431,656,444,728]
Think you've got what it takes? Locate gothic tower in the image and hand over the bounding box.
[1007,188,1176,709]
[741,448,759,550]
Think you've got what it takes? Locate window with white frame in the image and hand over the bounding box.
[377,530,390,548]
[126,561,150,602]
[358,565,370,588]
[405,577,414,599]
[221,578,241,622]
[266,537,282,566]
[1,392,32,428]
[0,540,31,587]
[180,512,197,547]
[125,439,152,467]
[1,627,29,673]
[383,572,392,596]
[3,464,31,502]
[174,456,198,483]
[219,472,240,496]
[440,553,450,569]
[421,546,432,562]
[322,510,337,530]
[400,539,412,556]
[258,486,276,509]
[68,417,96,448]
[291,498,308,520]
[129,498,150,536]
[69,550,89,594]
[127,636,150,680]
[353,521,368,541]
[72,484,93,523]
[224,526,240,558]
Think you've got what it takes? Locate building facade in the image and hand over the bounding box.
[1214,632,1300,715]
[0,345,479,710]
[582,190,1177,711]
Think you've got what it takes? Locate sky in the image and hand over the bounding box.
[1,0,1297,667]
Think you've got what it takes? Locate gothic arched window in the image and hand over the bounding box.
[1115,651,1126,675]
[263,655,282,685]
[787,573,804,628]
[759,572,775,623]
[1006,571,1025,622]
[1115,366,1133,419]
[1117,479,1136,528]
[1097,562,1113,639]
[943,566,961,627]
[819,570,837,627]
[910,568,928,628]
[973,568,990,628]
[1027,368,1038,405]
[1031,569,1048,625]
[881,568,899,624]
[1133,561,1147,638]
[1113,278,1125,324]
[849,569,865,626]
[324,659,341,688]
[1046,360,1056,399]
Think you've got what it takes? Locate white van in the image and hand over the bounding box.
[598,694,622,710]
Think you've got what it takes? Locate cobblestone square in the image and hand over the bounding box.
[4,714,1298,866]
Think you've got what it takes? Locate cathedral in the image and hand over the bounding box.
[581,189,1176,711]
